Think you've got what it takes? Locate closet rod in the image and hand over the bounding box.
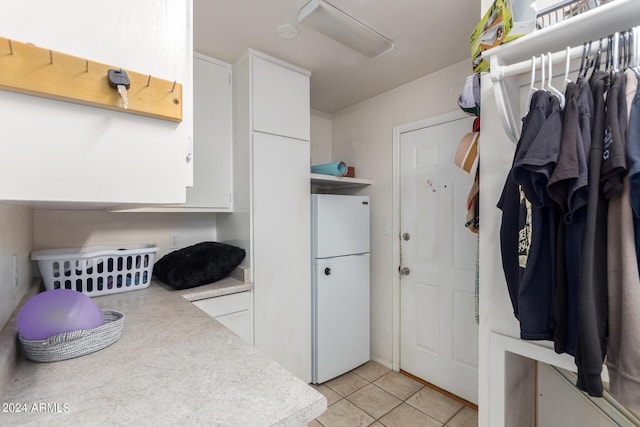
[489,33,623,143]
[491,40,611,82]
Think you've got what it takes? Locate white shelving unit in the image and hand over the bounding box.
[310,173,373,192]
[479,1,640,425]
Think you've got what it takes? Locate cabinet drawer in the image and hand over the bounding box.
[193,291,252,318]
[216,311,253,344]
[193,291,253,344]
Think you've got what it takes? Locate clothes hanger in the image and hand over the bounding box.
[632,28,636,68]
[627,28,632,69]
[605,35,612,73]
[541,53,546,91]
[589,38,603,80]
[631,27,640,71]
[526,56,537,109]
[605,35,614,87]
[623,30,630,70]
[562,46,572,93]
[546,51,566,108]
[579,42,592,78]
[628,29,634,69]
[612,32,620,73]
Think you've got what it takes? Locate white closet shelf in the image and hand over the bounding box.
[483,0,640,144]
[483,0,640,66]
[106,205,229,213]
[310,173,373,191]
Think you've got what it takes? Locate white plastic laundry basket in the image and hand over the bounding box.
[31,245,159,297]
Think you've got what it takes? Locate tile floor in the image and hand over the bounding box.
[309,361,477,427]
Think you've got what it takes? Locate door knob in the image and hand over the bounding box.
[324,268,331,276]
[400,267,410,276]
[402,233,410,241]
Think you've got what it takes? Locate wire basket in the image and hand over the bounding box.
[31,245,158,297]
[19,310,125,362]
[536,0,614,29]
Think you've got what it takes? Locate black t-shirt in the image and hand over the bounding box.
[575,70,610,398]
[548,81,580,355]
[553,77,594,356]
[499,90,549,319]
[499,91,559,340]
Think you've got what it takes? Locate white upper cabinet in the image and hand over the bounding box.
[182,54,233,210]
[0,0,193,206]
[251,55,311,141]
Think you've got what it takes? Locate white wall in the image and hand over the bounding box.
[33,211,217,260]
[0,205,33,331]
[0,207,216,331]
[331,59,472,365]
[311,110,333,166]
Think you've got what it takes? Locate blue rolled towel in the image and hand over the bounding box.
[311,161,347,177]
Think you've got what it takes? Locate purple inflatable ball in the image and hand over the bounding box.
[16,289,104,341]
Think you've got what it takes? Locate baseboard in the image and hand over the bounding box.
[371,354,393,370]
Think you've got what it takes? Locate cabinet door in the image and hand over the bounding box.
[252,132,311,382]
[251,56,310,141]
[0,1,192,205]
[183,55,232,209]
[192,291,253,344]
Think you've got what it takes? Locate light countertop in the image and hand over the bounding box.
[171,276,254,302]
[0,280,326,426]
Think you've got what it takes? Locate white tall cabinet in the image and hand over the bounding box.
[218,50,311,382]
[478,1,640,426]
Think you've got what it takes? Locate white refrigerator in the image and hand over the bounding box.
[311,194,370,384]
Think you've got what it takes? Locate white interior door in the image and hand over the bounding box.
[400,116,479,404]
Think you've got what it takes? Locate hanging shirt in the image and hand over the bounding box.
[601,71,628,199]
[628,71,640,267]
[607,69,640,413]
[547,81,586,356]
[513,91,562,340]
[498,90,558,340]
[575,70,609,398]
[559,77,594,357]
[499,90,549,320]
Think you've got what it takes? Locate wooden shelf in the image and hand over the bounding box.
[310,173,373,192]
